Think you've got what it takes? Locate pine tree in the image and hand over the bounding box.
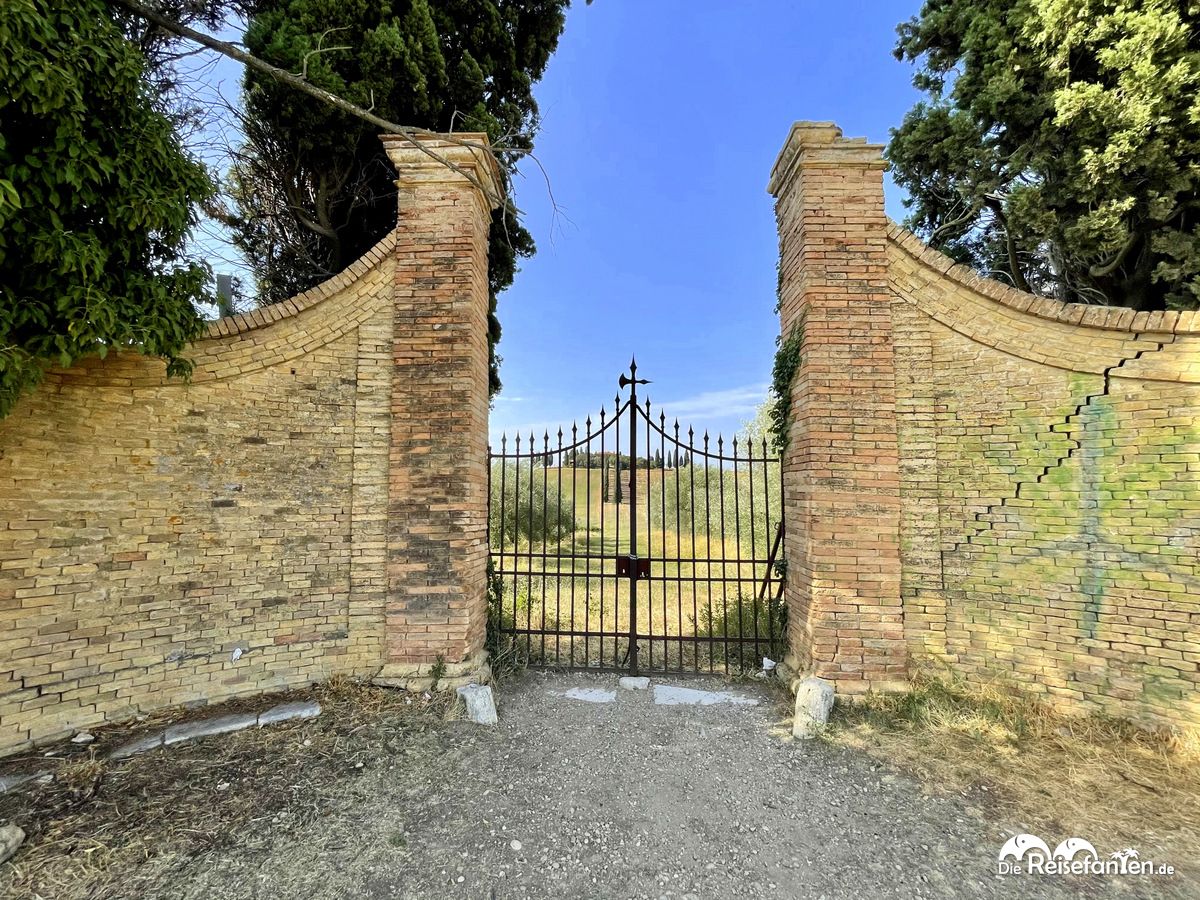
[890,0,1200,310]
[231,0,573,395]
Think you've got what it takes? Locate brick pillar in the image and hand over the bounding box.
[767,122,906,694]
[377,133,500,690]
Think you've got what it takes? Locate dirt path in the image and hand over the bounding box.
[118,672,1185,900]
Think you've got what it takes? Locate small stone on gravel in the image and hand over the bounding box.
[792,676,835,739]
[456,683,499,725]
[0,824,25,865]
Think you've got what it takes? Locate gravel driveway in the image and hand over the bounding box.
[137,672,1186,900]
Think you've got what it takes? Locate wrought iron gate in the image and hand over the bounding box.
[487,361,785,675]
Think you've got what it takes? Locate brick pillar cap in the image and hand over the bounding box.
[767,121,886,197]
[381,132,503,211]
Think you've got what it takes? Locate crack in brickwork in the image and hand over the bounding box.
[949,332,1178,555]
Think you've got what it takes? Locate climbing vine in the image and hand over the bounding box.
[769,317,804,452]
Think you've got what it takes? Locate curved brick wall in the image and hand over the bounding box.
[0,235,397,753]
[889,226,1200,729]
[771,122,1198,732]
[0,132,502,755]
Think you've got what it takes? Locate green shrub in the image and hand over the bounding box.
[489,463,579,548]
[649,462,782,557]
[693,591,787,675]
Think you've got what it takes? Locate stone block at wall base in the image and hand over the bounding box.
[776,652,803,686]
[780,651,908,697]
[375,651,491,692]
[793,676,835,739]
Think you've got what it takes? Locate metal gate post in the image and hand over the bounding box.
[626,362,640,675]
[619,359,649,675]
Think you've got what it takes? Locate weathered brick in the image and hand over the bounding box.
[0,133,500,753]
[772,121,1200,731]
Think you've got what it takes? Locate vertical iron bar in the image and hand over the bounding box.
[733,437,745,674]
[541,432,550,663]
[686,427,697,673]
[643,397,652,671]
[718,435,729,673]
[526,431,535,661]
[612,399,620,668]
[496,438,506,648]
[778,444,786,661]
[599,408,608,668]
[554,430,563,664]
[511,434,521,656]
[703,432,714,673]
[748,437,759,671]
[627,374,640,676]
[761,437,773,662]
[691,432,700,676]
[658,410,667,671]
[571,423,579,668]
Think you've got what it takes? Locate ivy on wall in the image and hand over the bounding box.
[769,316,804,453]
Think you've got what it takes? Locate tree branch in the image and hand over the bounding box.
[930,199,984,242]
[1089,230,1140,279]
[983,195,1032,293]
[109,0,506,209]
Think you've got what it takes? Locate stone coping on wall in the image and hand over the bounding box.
[887,222,1200,384]
[202,231,397,340]
[39,231,398,389]
[888,223,1200,334]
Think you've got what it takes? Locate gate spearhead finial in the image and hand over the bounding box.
[618,357,650,389]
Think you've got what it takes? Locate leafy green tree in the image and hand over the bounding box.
[739,398,777,455]
[889,0,1200,310]
[230,0,572,395]
[0,0,214,418]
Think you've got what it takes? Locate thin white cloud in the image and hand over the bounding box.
[654,384,768,421]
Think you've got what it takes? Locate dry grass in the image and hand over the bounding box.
[0,679,455,900]
[825,673,1200,862]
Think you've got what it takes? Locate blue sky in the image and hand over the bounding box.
[187,2,925,442]
[490,0,923,443]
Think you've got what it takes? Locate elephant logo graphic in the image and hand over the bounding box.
[1053,838,1098,861]
[998,835,1169,878]
[998,834,1052,862]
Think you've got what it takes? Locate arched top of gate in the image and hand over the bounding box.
[633,399,776,464]
[491,398,632,459]
[490,371,780,465]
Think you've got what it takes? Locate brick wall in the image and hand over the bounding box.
[0,133,499,754]
[772,122,1200,730]
[377,135,499,688]
[890,229,1200,729]
[768,123,906,694]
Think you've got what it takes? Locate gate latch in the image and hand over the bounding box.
[616,554,651,581]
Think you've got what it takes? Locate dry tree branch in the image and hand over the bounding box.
[109,0,506,210]
[929,199,983,242]
[297,27,352,80]
[1089,230,1141,280]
